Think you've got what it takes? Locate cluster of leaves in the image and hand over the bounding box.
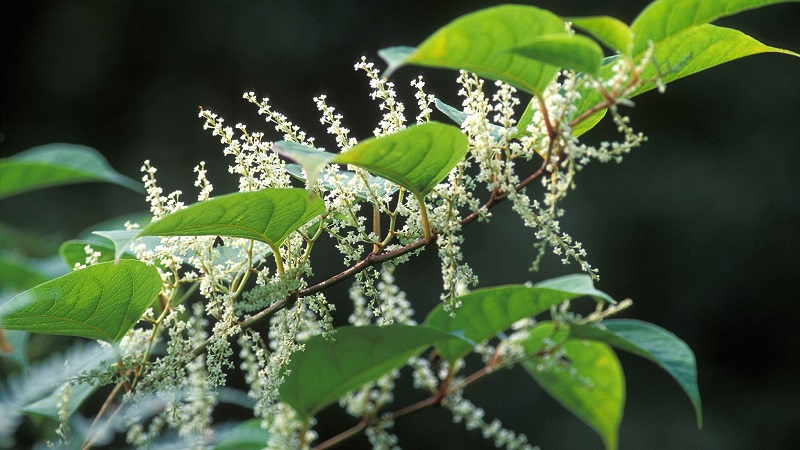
[1,1,796,449]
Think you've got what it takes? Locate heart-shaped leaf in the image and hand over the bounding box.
[523,322,624,450]
[275,122,468,199]
[0,259,161,342]
[630,0,791,56]
[570,319,702,427]
[425,274,615,362]
[0,144,142,198]
[137,188,325,251]
[279,325,461,421]
[381,5,605,95]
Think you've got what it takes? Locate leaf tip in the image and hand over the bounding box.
[378,46,415,78]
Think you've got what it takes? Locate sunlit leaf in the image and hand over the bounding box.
[572,2,798,132]
[569,16,634,55]
[0,144,142,198]
[570,319,702,427]
[425,274,615,362]
[137,189,325,252]
[634,24,798,96]
[279,325,461,421]
[381,5,600,95]
[275,122,468,198]
[381,9,607,97]
[0,260,162,342]
[630,0,791,55]
[523,322,624,450]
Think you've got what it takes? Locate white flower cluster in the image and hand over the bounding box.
[113,43,657,448]
[355,57,407,136]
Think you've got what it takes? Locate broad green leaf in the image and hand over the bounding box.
[214,419,270,450]
[569,16,634,55]
[279,325,461,421]
[570,319,702,427]
[510,34,605,76]
[137,188,325,252]
[573,4,798,131]
[284,163,397,201]
[634,24,799,96]
[381,5,573,95]
[523,322,624,450]
[0,260,161,342]
[425,274,615,362]
[332,123,469,198]
[630,0,791,55]
[0,144,142,198]
[275,122,468,198]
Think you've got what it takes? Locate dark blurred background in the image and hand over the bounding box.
[2,1,799,449]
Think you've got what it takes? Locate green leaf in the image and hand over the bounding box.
[0,260,162,342]
[634,24,799,96]
[510,34,605,76]
[275,122,468,198]
[0,144,142,198]
[137,188,325,252]
[570,319,702,427]
[573,2,798,131]
[523,322,624,450]
[381,5,572,95]
[425,274,615,362]
[214,419,270,450]
[572,108,607,137]
[630,0,792,55]
[569,16,634,55]
[279,325,461,421]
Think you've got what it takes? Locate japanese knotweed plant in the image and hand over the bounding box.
[1,1,797,449]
